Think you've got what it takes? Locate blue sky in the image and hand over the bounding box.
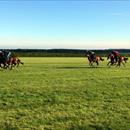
[0,1,130,49]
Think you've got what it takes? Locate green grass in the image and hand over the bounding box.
[0,57,130,130]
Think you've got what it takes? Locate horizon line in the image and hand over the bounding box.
[1,48,130,50]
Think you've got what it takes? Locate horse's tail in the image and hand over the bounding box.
[124,57,128,61]
[100,57,104,61]
[17,59,24,65]
[122,57,128,63]
[20,61,24,65]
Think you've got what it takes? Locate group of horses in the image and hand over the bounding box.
[87,53,128,67]
[0,55,24,70]
[0,51,128,69]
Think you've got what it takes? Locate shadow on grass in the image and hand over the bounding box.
[56,66,105,69]
[68,124,112,130]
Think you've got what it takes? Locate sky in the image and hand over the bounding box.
[0,0,130,49]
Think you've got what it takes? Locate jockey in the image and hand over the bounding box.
[111,50,120,62]
[2,50,11,61]
[86,50,96,61]
[0,51,3,57]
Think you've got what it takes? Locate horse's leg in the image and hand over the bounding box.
[116,62,119,67]
[10,64,13,70]
[89,60,93,66]
[107,61,112,67]
[6,61,12,70]
[91,62,93,66]
[17,63,19,67]
[88,59,92,66]
[0,63,5,69]
[10,61,13,70]
[107,61,110,66]
[89,62,92,66]
[8,63,13,70]
[110,60,114,66]
[12,62,17,67]
[0,63,4,68]
[91,61,94,67]
[0,63,2,68]
[116,61,121,67]
[122,62,126,67]
[3,63,8,69]
[109,62,114,67]
[96,61,99,66]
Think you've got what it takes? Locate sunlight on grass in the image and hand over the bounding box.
[0,57,130,130]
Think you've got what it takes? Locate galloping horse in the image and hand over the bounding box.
[87,55,104,66]
[0,51,8,69]
[107,53,116,66]
[107,53,128,67]
[7,56,24,69]
[116,56,128,67]
[0,52,24,69]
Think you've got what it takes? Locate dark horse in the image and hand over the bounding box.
[116,56,128,67]
[107,53,116,66]
[0,52,8,69]
[87,55,104,66]
[107,53,128,67]
[0,53,24,69]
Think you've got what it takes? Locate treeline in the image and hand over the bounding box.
[4,49,130,57]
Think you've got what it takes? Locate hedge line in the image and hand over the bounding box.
[4,49,130,57]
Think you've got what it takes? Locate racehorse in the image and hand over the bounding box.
[0,58,8,69]
[0,52,8,69]
[7,56,24,69]
[87,55,104,66]
[0,52,24,69]
[116,56,128,67]
[107,53,116,66]
[107,53,128,67]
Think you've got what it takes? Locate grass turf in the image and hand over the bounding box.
[0,57,130,130]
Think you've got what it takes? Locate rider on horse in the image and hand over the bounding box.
[86,50,96,61]
[0,51,4,57]
[111,50,120,62]
[1,50,11,62]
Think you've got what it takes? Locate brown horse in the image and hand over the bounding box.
[7,56,24,69]
[116,56,128,67]
[107,53,128,67]
[87,55,104,66]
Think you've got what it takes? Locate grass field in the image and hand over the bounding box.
[0,57,130,130]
